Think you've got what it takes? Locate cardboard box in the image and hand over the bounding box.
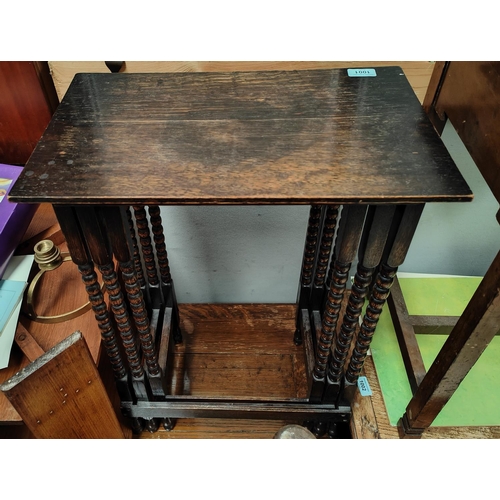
[0,164,38,279]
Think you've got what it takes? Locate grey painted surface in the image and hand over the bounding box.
[159,121,499,303]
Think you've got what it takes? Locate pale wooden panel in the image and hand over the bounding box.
[0,331,123,438]
[49,61,434,103]
[349,368,380,439]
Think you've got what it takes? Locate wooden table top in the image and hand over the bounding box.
[10,67,472,205]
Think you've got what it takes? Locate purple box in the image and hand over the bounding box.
[0,164,38,279]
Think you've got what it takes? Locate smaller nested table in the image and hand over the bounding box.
[9,68,472,435]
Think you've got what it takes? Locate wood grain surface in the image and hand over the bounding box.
[0,332,123,438]
[11,68,471,205]
[48,61,436,104]
[136,417,303,439]
[169,304,308,401]
[0,62,55,165]
[432,62,500,205]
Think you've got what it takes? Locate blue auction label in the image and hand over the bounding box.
[347,68,377,77]
[357,376,372,396]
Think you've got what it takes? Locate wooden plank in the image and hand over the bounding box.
[422,61,448,133]
[300,309,315,396]
[387,276,427,392]
[166,304,309,402]
[0,331,123,438]
[167,353,307,401]
[179,303,296,322]
[291,352,310,402]
[11,68,471,206]
[177,328,297,354]
[48,61,435,104]
[349,369,380,439]
[361,356,399,438]
[410,314,459,334]
[433,62,500,204]
[178,304,298,354]
[0,62,54,165]
[157,307,173,372]
[409,315,497,335]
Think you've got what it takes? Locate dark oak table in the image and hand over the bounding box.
[9,67,472,436]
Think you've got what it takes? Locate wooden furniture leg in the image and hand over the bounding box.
[324,205,395,403]
[147,204,182,345]
[344,204,425,401]
[128,206,178,429]
[53,205,145,433]
[398,249,500,438]
[388,276,427,393]
[310,205,340,310]
[101,206,178,431]
[53,207,127,380]
[295,205,324,345]
[0,331,124,438]
[310,205,367,403]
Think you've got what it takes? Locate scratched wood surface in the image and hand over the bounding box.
[48,61,436,104]
[167,304,308,401]
[10,68,471,206]
[0,332,124,438]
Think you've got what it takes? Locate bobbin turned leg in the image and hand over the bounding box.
[75,206,162,431]
[343,204,424,403]
[104,206,176,430]
[310,205,340,311]
[309,205,367,403]
[126,207,149,308]
[133,205,162,310]
[101,208,163,378]
[53,205,144,434]
[324,205,395,403]
[129,205,178,430]
[295,205,323,345]
[148,204,182,345]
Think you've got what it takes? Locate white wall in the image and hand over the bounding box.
[160,121,500,303]
[401,121,500,277]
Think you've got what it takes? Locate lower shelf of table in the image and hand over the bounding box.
[165,303,309,402]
